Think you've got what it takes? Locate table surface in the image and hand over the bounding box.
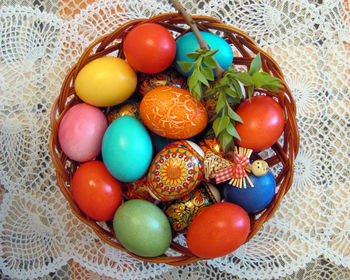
[0,0,349,279]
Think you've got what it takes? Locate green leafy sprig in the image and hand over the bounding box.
[177,49,218,100]
[178,52,284,151]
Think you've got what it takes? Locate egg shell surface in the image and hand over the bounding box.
[113,199,172,257]
[58,103,107,162]
[140,86,208,139]
[223,170,276,214]
[175,31,233,77]
[74,57,137,107]
[102,116,153,182]
[186,202,250,258]
[147,140,204,201]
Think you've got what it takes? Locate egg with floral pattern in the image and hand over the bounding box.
[147,140,204,201]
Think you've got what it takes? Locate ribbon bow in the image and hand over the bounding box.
[215,151,250,184]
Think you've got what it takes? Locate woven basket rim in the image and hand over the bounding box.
[49,12,299,266]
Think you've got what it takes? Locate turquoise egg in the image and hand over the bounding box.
[113,199,172,257]
[175,31,233,77]
[102,116,153,182]
[223,170,276,214]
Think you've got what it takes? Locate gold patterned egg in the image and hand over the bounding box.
[107,100,140,124]
[164,182,220,232]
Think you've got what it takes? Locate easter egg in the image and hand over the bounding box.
[123,23,176,74]
[58,103,107,162]
[106,100,140,124]
[186,202,250,258]
[175,31,233,77]
[71,161,123,221]
[223,170,276,214]
[235,95,285,152]
[74,57,137,107]
[138,67,188,96]
[122,176,155,202]
[102,116,153,182]
[147,140,204,201]
[164,182,220,232]
[140,86,208,139]
[113,199,172,257]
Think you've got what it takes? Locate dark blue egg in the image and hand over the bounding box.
[223,170,276,214]
[149,131,198,155]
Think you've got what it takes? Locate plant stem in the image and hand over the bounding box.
[170,0,225,78]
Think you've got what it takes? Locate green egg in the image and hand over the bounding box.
[113,199,172,257]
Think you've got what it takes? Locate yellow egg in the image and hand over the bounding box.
[74,57,137,107]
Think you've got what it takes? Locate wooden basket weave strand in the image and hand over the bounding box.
[49,13,299,266]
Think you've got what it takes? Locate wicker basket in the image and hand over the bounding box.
[49,13,299,266]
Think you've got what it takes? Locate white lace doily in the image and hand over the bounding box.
[0,0,349,279]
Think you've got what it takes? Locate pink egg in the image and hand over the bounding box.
[58,103,108,162]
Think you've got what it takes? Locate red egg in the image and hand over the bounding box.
[186,202,250,258]
[235,95,285,152]
[71,161,123,221]
[123,23,176,74]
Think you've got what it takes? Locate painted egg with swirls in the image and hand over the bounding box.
[140,86,208,139]
[122,176,155,202]
[138,67,188,96]
[147,140,204,201]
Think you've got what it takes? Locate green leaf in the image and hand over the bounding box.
[226,64,236,73]
[218,130,234,151]
[252,72,268,88]
[218,76,230,86]
[230,79,243,98]
[201,66,214,81]
[186,52,201,60]
[249,53,262,75]
[226,122,241,141]
[204,49,219,56]
[229,72,254,86]
[223,87,237,97]
[252,72,283,92]
[227,106,243,123]
[196,69,209,87]
[188,74,197,90]
[263,84,283,92]
[192,82,202,100]
[177,61,195,73]
[247,85,254,100]
[213,116,230,136]
[203,56,217,68]
[226,95,241,104]
[216,92,226,113]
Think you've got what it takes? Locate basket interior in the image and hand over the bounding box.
[49,13,299,266]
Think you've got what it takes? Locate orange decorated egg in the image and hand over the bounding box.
[147,140,204,201]
[139,86,208,139]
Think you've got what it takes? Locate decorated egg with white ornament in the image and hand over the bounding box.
[147,140,204,201]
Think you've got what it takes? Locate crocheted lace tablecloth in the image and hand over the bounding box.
[0,0,349,279]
